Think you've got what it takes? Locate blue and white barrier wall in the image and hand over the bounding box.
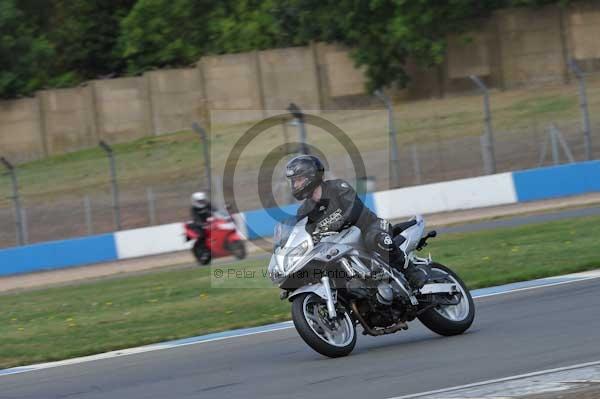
[373,172,517,220]
[0,234,118,276]
[115,223,193,259]
[0,161,598,276]
[512,160,600,202]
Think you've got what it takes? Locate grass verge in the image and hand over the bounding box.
[1,215,600,369]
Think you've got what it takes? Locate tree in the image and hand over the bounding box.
[118,0,222,74]
[0,0,54,98]
[43,0,137,85]
[118,0,300,73]
[0,0,575,98]
[275,0,573,90]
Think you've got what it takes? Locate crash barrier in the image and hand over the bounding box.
[512,160,600,202]
[0,160,598,276]
[372,172,518,221]
[0,234,118,276]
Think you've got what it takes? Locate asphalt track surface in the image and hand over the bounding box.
[2,276,600,399]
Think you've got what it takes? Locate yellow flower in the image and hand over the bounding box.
[482,256,490,261]
[18,327,24,331]
[511,247,520,252]
[105,302,112,306]
[148,299,158,303]
[225,310,234,315]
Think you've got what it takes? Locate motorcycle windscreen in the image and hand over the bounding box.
[273,216,300,250]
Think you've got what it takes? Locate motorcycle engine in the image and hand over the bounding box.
[376,282,394,306]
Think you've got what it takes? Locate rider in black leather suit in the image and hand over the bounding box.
[287,155,428,289]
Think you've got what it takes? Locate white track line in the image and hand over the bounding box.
[386,359,600,399]
[2,269,600,377]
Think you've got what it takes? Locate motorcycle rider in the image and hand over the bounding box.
[190,191,213,249]
[286,155,428,289]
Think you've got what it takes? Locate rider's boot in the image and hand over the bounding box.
[403,261,429,290]
[391,235,428,290]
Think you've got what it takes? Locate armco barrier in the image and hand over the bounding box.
[0,234,117,276]
[1,162,599,276]
[512,161,600,202]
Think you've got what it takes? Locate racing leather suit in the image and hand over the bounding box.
[296,179,405,267]
[190,202,213,248]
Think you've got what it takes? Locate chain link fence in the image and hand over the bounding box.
[1,69,600,249]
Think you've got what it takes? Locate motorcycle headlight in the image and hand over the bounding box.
[281,240,310,273]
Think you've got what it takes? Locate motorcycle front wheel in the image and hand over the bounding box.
[291,293,356,358]
[417,263,475,336]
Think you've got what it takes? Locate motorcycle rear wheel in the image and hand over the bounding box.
[417,263,475,336]
[228,241,246,260]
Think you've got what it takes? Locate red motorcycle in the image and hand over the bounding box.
[184,212,246,265]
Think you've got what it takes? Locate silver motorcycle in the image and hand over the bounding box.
[268,215,475,357]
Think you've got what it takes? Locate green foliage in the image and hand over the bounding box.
[118,0,216,74]
[45,0,137,81]
[0,0,54,98]
[0,0,576,98]
[118,0,299,73]
[280,0,573,90]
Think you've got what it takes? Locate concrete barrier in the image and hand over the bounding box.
[114,223,192,259]
[373,173,517,220]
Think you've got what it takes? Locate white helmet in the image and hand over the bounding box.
[191,192,208,208]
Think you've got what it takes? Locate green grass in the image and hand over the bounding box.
[2,215,600,369]
[0,131,205,206]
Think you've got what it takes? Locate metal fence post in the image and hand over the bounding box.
[83,195,93,235]
[550,127,560,165]
[287,103,309,155]
[374,89,401,188]
[550,124,575,164]
[192,122,212,198]
[99,141,121,230]
[568,59,593,160]
[411,144,422,185]
[20,207,28,244]
[146,187,156,225]
[469,75,496,175]
[1,157,26,245]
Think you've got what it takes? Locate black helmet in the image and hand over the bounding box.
[285,155,325,200]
